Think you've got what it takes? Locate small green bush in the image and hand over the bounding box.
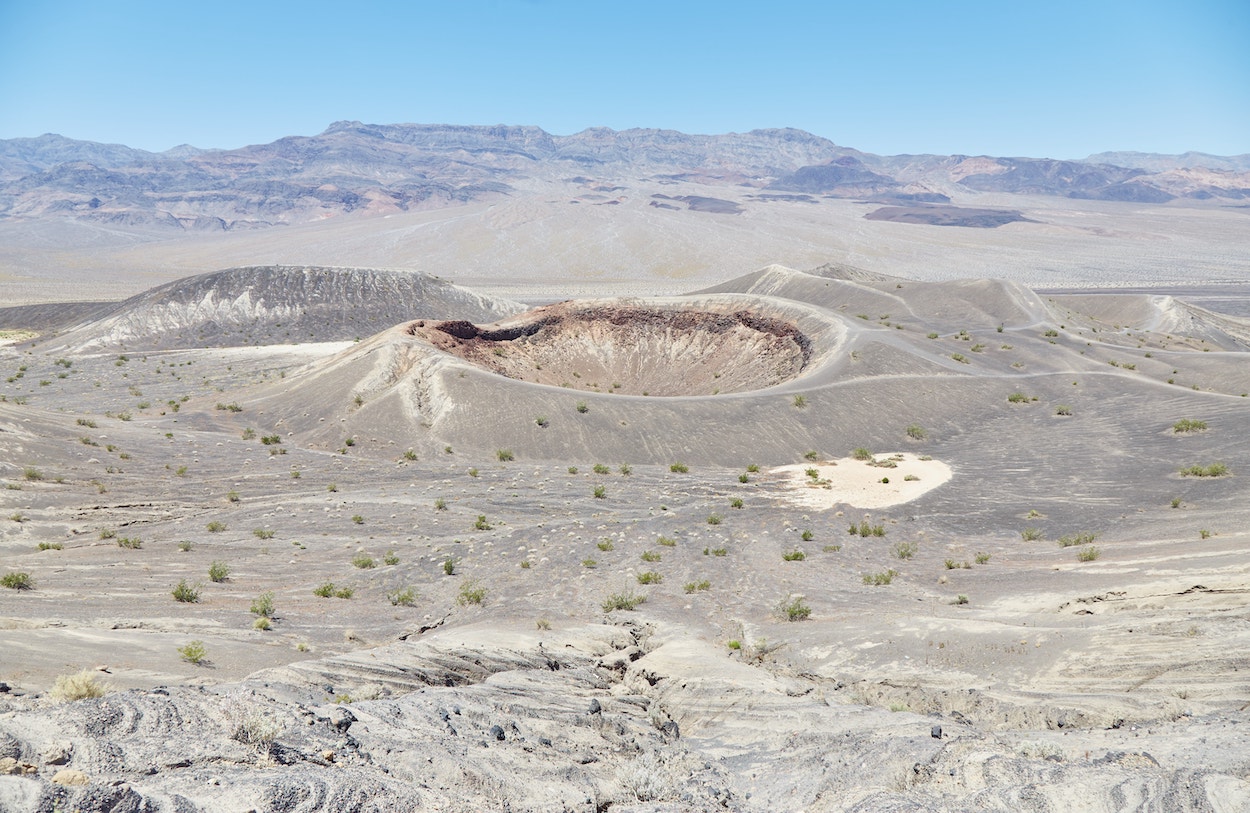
[496,449,514,462]
[575,401,589,414]
[1021,527,1043,541]
[852,447,873,461]
[352,553,376,569]
[313,582,336,597]
[117,536,142,549]
[782,550,806,561]
[2,571,34,590]
[474,514,492,530]
[1179,462,1228,477]
[434,498,447,510]
[593,463,610,474]
[1007,392,1031,403]
[906,424,927,440]
[593,484,607,499]
[730,498,744,509]
[779,596,811,621]
[1058,531,1097,548]
[443,558,456,576]
[1076,545,1101,562]
[975,552,991,564]
[38,541,63,551]
[670,462,689,473]
[250,592,275,617]
[253,616,272,631]
[636,571,663,584]
[738,473,749,483]
[383,550,399,566]
[351,514,365,524]
[252,528,274,540]
[179,640,208,665]
[893,541,917,560]
[171,580,200,603]
[684,580,711,594]
[862,569,898,586]
[656,536,676,547]
[706,514,722,525]
[208,561,230,583]
[457,580,487,606]
[206,521,226,533]
[602,590,646,612]
[801,529,813,541]
[1172,419,1208,433]
[792,395,807,408]
[746,464,760,473]
[388,587,418,606]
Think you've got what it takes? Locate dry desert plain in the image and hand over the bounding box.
[1,195,1249,811]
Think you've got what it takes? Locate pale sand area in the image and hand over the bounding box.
[772,452,952,509]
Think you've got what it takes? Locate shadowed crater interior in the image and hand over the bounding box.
[408,301,813,396]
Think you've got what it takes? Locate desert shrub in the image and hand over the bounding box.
[389,587,418,607]
[602,589,646,612]
[172,580,200,603]
[669,462,689,473]
[656,536,676,547]
[177,540,193,552]
[1007,392,1032,403]
[852,447,873,461]
[38,541,63,551]
[474,514,492,530]
[1170,497,1183,509]
[250,592,275,617]
[1058,531,1097,548]
[705,546,728,556]
[953,595,969,605]
[641,550,661,562]
[1021,527,1043,541]
[2,571,34,590]
[216,402,243,413]
[575,401,589,413]
[50,670,108,702]
[893,541,917,560]
[252,528,274,540]
[1076,545,1101,562]
[1199,529,1212,540]
[433,497,447,511]
[1055,404,1072,416]
[313,582,336,597]
[352,552,376,569]
[636,571,663,585]
[206,521,226,533]
[593,484,607,499]
[443,558,456,575]
[351,514,365,524]
[906,424,927,440]
[597,539,615,552]
[822,544,842,552]
[903,474,919,481]
[253,616,272,631]
[23,467,43,481]
[1172,419,1208,433]
[706,514,722,525]
[1043,329,1059,338]
[208,561,230,582]
[496,449,514,462]
[803,450,819,461]
[1180,462,1228,477]
[619,464,632,476]
[782,550,806,561]
[778,596,811,621]
[793,395,807,408]
[801,529,813,541]
[582,558,597,568]
[457,580,487,606]
[950,353,969,363]
[738,473,749,483]
[862,569,899,586]
[226,490,241,503]
[683,580,711,594]
[535,416,548,427]
[179,640,208,665]
[730,498,744,509]
[975,552,991,564]
[260,434,281,445]
[403,448,417,461]
[746,464,760,473]
[117,535,142,549]
[383,550,399,566]
[333,586,354,599]
[805,467,820,480]
[592,463,610,474]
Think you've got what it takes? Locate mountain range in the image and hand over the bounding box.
[2,123,1248,232]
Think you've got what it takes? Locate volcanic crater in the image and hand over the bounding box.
[408,299,818,396]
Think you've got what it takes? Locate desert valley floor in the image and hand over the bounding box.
[0,254,1248,812]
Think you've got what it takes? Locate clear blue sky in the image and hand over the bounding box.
[1,0,1247,158]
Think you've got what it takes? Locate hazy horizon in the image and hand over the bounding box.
[2,0,1247,159]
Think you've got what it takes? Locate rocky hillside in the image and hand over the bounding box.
[3,124,1247,232]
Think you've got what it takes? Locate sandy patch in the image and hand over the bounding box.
[772,452,952,509]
